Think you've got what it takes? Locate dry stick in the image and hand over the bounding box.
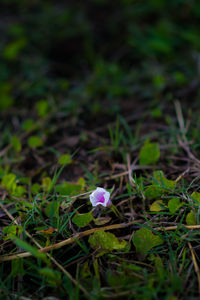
[47,256,90,297]
[174,100,186,135]
[2,222,200,262]
[178,137,200,166]
[56,191,91,198]
[104,165,154,180]
[0,200,90,298]
[156,224,200,231]
[188,242,200,295]
[0,222,132,262]
[175,167,190,183]
[104,170,129,180]
[126,153,136,187]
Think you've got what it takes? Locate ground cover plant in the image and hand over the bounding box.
[1,0,200,299]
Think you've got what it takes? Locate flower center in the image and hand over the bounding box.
[95,192,105,204]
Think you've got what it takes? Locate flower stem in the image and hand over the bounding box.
[110,204,122,218]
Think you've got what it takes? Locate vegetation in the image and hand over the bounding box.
[0,1,200,299]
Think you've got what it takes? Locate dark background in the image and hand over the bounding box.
[0,0,200,112]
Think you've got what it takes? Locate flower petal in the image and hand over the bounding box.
[89,187,111,207]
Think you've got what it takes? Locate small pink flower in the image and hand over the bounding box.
[89,187,111,207]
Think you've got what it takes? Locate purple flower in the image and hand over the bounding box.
[89,187,111,207]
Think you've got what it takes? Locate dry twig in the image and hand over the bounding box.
[188,242,200,295]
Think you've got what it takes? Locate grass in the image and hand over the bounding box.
[1,1,200,299]
[1,99,200,300]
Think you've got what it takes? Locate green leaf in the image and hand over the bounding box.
[72,212,93,227]
[186,210,196,225]
[13,185,26,197]
[3,38,27,60]
[31,183,41,195]
[139,140,160,165]
[58,154,72,165]
[153,74,165,88]
[133,228,163,255]
[78,177,86,188]
[151,108,162,118]
[168,198,182,214]
[0,94,14,110]
[22,119,34,131]
[153,170,176,190]
[150,200,165,212]
[19,176,29,185]
[145,171,176,200]
[1,173,17,193]
[0,82,13,110]
[55,182,82,195]
[28,136,43,148]
[36,100,50,117]
[3,225,23,240]
[191,192,200,204]
[11,136,21,152]
[45,201,60,218]
[89,229,127,251]
[1,173,26,197]
[144,185,165,199]
[42,177,52,192]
